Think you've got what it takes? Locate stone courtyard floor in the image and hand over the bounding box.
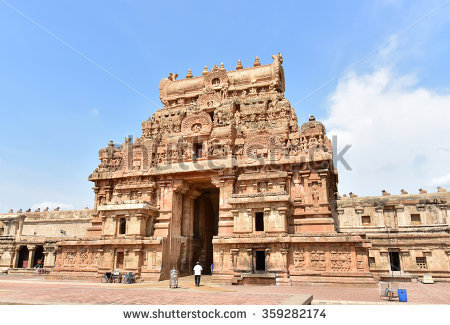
[0,274,448,305]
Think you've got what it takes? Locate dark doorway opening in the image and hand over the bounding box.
[33,245,44,268]
[17,246,29,268]
[389,251,401,271]
[192,186,219,274]
[255,251,266,272]
[255,212,264,231]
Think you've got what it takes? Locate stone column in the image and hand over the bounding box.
[154,180,173,237]
[319,172,328,204]
[281,247,289,273]
[182,190,201,237]
[246,248,253,272]
[12,247,20,268]
[92,186,99,210]
[43,247,56,268]
[265,248,271,271]
[214,175,236,235]
[27,245,36,269]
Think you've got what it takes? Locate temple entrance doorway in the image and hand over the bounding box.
[181,179,219,275]
[192,187,219,274]
[17,246,29,268]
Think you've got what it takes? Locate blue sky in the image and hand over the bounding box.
[0,0,449,212]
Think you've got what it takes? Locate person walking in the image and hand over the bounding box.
[193,262,203,287]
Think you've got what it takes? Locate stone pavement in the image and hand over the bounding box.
[0,274,448,305]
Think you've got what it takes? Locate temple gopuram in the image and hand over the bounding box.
[1,54,449,285]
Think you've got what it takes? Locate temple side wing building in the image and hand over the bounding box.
[0,54,449,284]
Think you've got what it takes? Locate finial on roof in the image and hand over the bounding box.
[202,66,208,76]
[186,68,193,79]
[236,59,243,70]
[254,56,260,67]
[220,62,225,71]
[401,189,408,195]
[309,115,316,121]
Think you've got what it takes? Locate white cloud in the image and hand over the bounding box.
[431,173,450,187]
[31,201,74,211]
[325,68,450,196]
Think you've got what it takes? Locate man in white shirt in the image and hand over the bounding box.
[193,262,203,287]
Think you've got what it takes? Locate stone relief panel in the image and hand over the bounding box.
[330,247,352,272]
[310,250,326,271]
[293,248,305,271]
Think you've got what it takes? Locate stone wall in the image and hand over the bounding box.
[0,209,93,270]
[336,190,450,281]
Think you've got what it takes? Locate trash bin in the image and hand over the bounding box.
[170,268,178,288]
[398,289,407,302]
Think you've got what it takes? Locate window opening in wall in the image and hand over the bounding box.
[119,217,126,235]
[0,227,4,236]
[411,214,421,226]
[255,212,264,231]
[362,215,371,226]
[416,257,427,269]
[193,142,203,159]
[369,257,376,267]
[255,251,265,272]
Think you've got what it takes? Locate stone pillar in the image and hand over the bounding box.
[104,185,113,202]
[214,175,236,235]
[182,190,201,237]
[300,171,311,205]
[154,180,173,237]
[27,245,36,269]
[43,247,56,268]
[12,247,20,268]
[92,186,99,210]
[281,247,289,273]
[230,249,239,271]
[319,172,328,204]
[265,248,271,271]
[246,248,253,272]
